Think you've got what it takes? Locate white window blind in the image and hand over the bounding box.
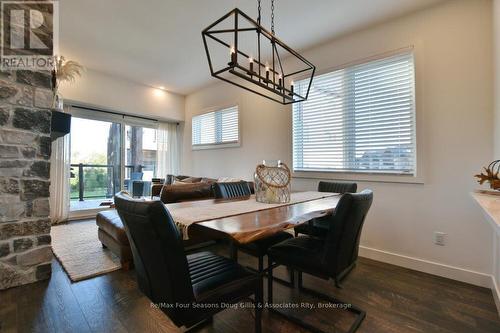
[192,106,239,147]
[293,52,416,175]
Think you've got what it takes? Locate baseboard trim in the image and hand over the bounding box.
[68,207,111,221]
[359,246,492,288]
[491,276,500,316]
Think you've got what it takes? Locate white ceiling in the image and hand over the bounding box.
[60,0,445,95]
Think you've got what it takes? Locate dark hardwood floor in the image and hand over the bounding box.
[1,243,499,333]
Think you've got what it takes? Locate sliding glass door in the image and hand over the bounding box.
[124,125,158,197]
[70,117,122,211]
[69,107,159,212]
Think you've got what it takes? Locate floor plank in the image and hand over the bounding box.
[39,263,92,333]
[0,283,17,333]
[69,278,128,333]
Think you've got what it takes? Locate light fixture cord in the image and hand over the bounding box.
[271,0,275,34]
[257,0,261,25]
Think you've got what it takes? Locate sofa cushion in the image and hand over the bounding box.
[172,180,197,185]
[96,210,129,245]
[160,182,214,204]
[174,176,202,183]
[165,174,190,185]
[217,177,242,183]
[201,177,217,184]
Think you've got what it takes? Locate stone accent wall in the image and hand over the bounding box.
[0,70,53,290]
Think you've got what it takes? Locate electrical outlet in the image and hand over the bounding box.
[434,232,446,246]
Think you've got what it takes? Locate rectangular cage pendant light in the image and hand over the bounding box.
[202,8,315,105]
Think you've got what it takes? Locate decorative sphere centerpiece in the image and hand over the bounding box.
[254,160,291,204]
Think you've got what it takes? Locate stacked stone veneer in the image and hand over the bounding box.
[0,70,53,289]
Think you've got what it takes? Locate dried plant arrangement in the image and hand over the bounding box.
[475,160,500,190]
[51,56,84,109]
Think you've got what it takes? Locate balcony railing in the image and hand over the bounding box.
[70,163,156,202]
[70,164,116,202]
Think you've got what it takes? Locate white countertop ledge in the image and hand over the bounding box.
[471,192,500,235]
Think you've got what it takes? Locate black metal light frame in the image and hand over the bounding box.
[202,8,315,105]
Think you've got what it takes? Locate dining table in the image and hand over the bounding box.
[165,191,342,257]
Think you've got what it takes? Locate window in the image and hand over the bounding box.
[192,106,239,148]
[293,52,416,175]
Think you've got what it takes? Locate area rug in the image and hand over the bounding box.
[51,220,121,282]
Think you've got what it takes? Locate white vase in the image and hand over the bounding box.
[54,94,64,111]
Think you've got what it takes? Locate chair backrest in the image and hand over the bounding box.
[131,172,143,180]
[131,180,145,197]
[114,192,194,325]
[213,181,252,199]
[318,181,357,194]
[322,190,373,277]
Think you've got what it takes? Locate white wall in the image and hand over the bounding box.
[183,85,291,179]
[59,69,185,122]
[495,0,500,158]
[495,231,500,310]
[493,0,500,303]
[184,0,495,285]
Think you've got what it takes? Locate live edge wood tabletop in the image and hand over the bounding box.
[166,194,341,244]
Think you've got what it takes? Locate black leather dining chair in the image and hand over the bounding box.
[114,191,262,332]
[213,182,294,282]
[294,181,357,238]
[213,181,252,199]
[268,190,373,333]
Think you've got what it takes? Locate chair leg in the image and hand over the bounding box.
[255,303,262,333]
[121,261,131,271]
[270,268,365,333]
[268,254,293,287]
[184,317,213,332]
[244,256,265,277]
[289,268,295,287]
[297,273,365,333]
[267,258,273,304]
[335,262,355,289]
[229,240,238,261]
[246,255,294,287]
[258,256,263,273]
[255,275,263,333]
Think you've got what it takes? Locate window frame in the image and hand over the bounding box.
[68,103,161,194]
[191,104,241,150]
[291,47,424,184]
